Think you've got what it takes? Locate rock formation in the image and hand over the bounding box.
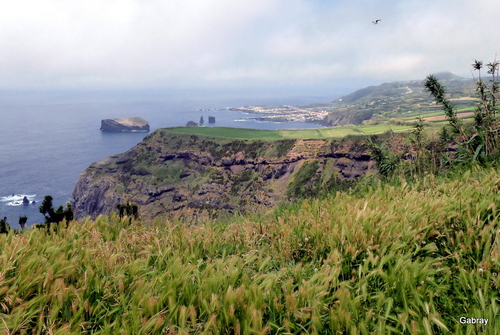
[186,121,198,127]
[70,128,376,221]
[208,116,216,123]
[100,117,150,132]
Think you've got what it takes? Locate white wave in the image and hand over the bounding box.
[1,194,37,206]
[1,194,36,202]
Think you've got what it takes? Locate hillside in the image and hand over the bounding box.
[332,72,471,105]
[321,72,476,126]
[227,72,478,127]
[70,128,377,221]
[2,166,499,333]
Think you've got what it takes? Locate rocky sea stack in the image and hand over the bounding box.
[100,117,150,132]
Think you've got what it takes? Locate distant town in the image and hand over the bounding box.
[228,105,331,123]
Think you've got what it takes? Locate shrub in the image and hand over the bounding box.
[0,217,10,234]
[117,203,139,219]
[39,195,73,228]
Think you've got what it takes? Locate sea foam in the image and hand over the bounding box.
[1,194,37,206]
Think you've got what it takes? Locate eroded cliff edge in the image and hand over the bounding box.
[100,117,150,132]
[70,128,376,221]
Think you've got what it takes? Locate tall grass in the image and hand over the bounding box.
[1,167,499,334]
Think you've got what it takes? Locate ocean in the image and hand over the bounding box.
[0,89,330,227]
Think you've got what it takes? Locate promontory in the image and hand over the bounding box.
[100,117,150,132]
[70,127,376,221]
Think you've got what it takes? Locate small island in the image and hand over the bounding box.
[100,117,150,132]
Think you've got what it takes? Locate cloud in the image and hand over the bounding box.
[0,0,280,87]
[1,0,500,90]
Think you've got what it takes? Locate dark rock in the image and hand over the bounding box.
[186,121,198,127]
[145,187,175,198]
[221,157,235,166]
[208,116,216,123]
[274,165,289,179]
[173,193,187,202]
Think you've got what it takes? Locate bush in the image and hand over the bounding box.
[117,203,139,219]
[0,217,10,234]
[39,195,74,228]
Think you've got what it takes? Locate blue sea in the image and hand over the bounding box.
[0,89,332,227]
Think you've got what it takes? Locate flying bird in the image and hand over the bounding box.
[372,19,381,24]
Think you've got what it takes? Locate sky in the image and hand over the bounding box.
[0,0,499,95]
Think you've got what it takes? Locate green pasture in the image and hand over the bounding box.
[166,126,283,139]
[402,107,475,120]
[165,124,414,140]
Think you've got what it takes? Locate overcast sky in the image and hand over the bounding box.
[0,0,498,93]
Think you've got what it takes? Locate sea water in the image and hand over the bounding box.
[0,89,328,226]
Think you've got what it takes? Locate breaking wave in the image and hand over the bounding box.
[1,194,37,206]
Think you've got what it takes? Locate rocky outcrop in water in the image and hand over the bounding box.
[100,117,150,132]
[70,129,376,221]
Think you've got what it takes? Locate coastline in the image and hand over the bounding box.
[228,105,330,123]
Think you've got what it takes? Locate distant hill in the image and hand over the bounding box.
[434,71,466,81]
[322,72,476,126]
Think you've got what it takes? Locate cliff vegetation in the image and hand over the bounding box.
[70,128,376,222]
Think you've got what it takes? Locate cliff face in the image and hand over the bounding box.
[70,129,376,221]
[100,117,150,132]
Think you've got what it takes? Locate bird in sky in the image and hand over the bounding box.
[372,19,381,24]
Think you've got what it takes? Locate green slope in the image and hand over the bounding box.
[2,167,499,333]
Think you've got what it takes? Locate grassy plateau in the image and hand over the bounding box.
[166,125,413,140]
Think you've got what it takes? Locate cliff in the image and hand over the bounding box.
[100,117,150,132]
[70,128,376,221]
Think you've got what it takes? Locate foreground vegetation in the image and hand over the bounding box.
[1,166,499,334]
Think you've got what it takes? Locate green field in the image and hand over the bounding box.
[166,126,284,139]
[402,108,476,120]
[165,124,415,140]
